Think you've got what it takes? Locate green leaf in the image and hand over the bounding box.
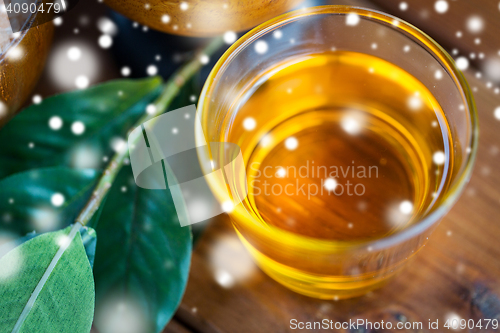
[0,225,95,333]
[93,165,192,333]
[0,77,162,180]
[0,168,101,238]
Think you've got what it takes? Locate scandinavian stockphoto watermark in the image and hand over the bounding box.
[249,160,379,199]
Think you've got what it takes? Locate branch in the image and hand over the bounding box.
[75,37,224,226]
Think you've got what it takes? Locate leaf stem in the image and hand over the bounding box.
[75,37,223,226]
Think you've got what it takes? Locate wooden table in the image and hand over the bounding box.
[163,1,500,332]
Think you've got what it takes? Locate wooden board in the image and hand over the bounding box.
[164,0,500,332]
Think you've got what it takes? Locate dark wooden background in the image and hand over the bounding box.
[28,0,500,332]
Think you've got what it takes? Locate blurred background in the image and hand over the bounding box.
[8,0,500,332]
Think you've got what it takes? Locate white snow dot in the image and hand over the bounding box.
[371,43,378,50]
[199,54,210,64]
[341,117,361,134]
[28,142,35,149]
[49,116,63,130]
[215,269,235,288]
[474,38,481,45]
[261,135,272,147]
[53,17,63,26]
[97,17,118,36]
[273,30,283,39]
[284,137,298,150]
[403,45,411,53]
[494,107,500,120]
[243,117,256,131]
[161,14,171,23]
[121,67,131,77]
[146,65,158,76]
[455,57,469,71]
[456,31,462,38]
[7,46,24,61]
[221,201,234,213]
[445,313,462,330]
[254,40,268,54]
[276,167,286,178]
[32,95,42,104]
[346,13,360,26]
[180,2,188,11]
[466,16,484,34]
[408,94,423,110]
[172,128,178,134]
[433,151,446,165]
[146,104,156,114]
[483,58,500,82]
[324,178,337,191]
[0,101,6,118]
[121,186,127,193]
[223,31,237,44]
[189,95,196,102]
[399,2,408,11]
[434,70,443,80]
[57,235,72,247]
[75,76,89,89]
[51,193,65,207]
[71,121,85,135]
[434,0,449,14]
[98,35,113,49]
[111,137,127,153]
[399,200,413,215]
[67,46,82,61]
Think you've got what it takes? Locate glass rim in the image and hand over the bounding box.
[197,5,479,252]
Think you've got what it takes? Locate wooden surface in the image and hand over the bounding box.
[165,1,500,332]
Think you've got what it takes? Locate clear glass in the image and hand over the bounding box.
[197,6,478,299]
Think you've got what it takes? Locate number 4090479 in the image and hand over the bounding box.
[444,318,499,330]
[5,1,66,14]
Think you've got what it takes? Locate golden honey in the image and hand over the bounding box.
[212,51,453,298]
[224,51,451,240]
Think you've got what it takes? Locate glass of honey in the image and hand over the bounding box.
[197,6,478,299]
